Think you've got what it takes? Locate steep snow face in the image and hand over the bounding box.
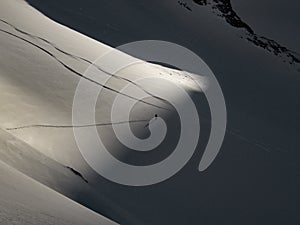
[1,0,300,225]
[22,0,300,154]
[0,0,204,167]
[0,0,208,223]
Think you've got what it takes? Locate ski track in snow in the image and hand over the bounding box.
[6,119,150,131]
[0,19,171,110]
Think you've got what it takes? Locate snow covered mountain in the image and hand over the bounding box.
[0,0,300,224]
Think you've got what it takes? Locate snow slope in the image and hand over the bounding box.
[1,0,300,225]
[0,159,117,225]
[0,0,205,224]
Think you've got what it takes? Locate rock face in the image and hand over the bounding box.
[192,0,300,67]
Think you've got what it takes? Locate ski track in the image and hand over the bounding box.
[0,19,171,110]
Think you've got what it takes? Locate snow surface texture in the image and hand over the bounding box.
[1,0,300,225]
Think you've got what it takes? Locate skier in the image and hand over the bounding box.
[145,114,158,128]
